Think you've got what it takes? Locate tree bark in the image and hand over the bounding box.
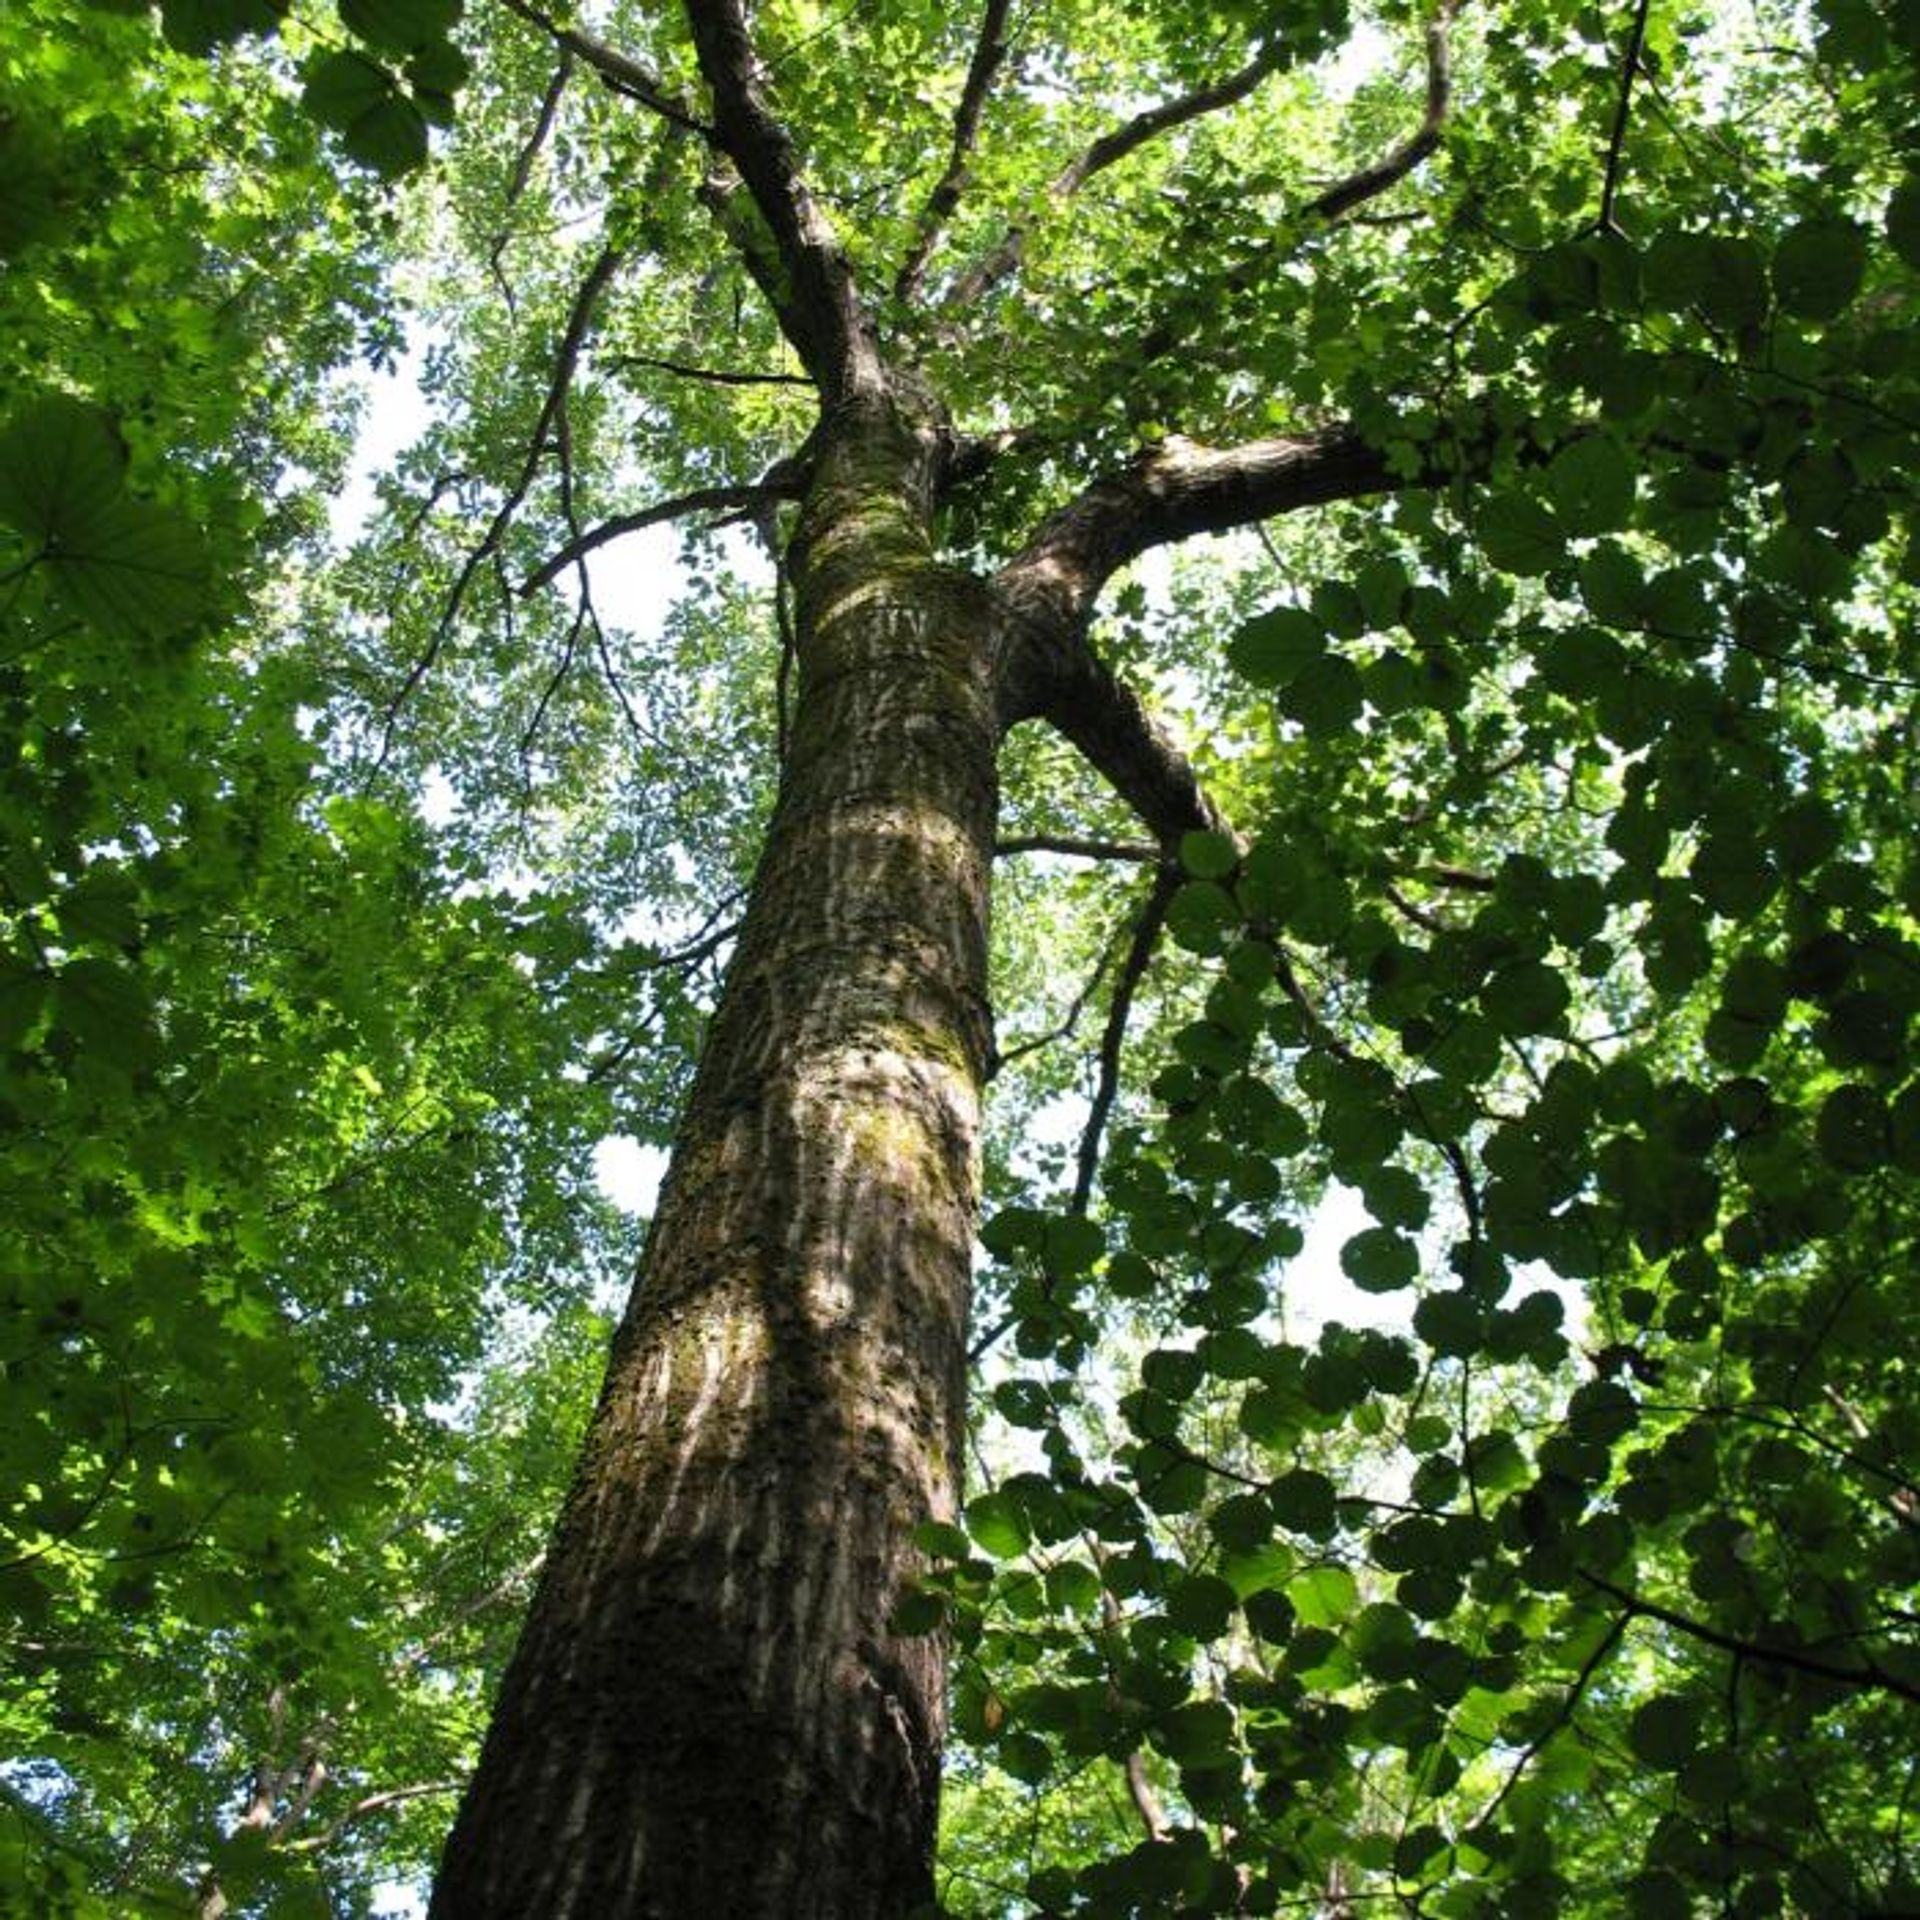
[430,397,998,1918]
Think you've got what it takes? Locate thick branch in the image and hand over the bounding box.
[947,40,1290,311]
[1303,2,1456,223]
[682,0,882,397]
[894,0,1014,306]
[995,426,1404,646]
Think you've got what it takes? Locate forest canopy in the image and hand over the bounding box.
[2,0,1918,1913]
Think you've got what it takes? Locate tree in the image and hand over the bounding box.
[3,0,1918,1915]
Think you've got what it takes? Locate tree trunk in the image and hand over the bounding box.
[429,400,998,1918]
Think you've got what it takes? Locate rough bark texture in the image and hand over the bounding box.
[430,399,997,1918]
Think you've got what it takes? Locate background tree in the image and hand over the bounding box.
[3,0,1918,1914]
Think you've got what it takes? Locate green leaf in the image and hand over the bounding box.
[1545,437,1635,537]
[1888,176,1920,270]
[1629,1694,1705,1770]
[160,0,289,52]
[1340,1227,1418,1293]
[1478,493,1565,575]
[338,0,460,53]
[964,1491,1030,1559]
[1286,1563,1358,1628]
[0,397,128,546]
[1180,829,1237,880]
[48,493,213,640]
[1166,1572,1237,1640]
[50,958,158,1067]
[890,1587,946,1635]
[1278,653,1364,736]
[302,50,430,175]
[1772,218,1869,319]
[1229,605,1324,686]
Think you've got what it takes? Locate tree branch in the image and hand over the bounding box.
[1597,0,1655,234]
[1303,2,1457,223]
[1073,865,1179,1212]
[681,0,882,397]
[523,469,805,594]
[894,0,1013,307]
[993,425,1408,658]
[946,39,1290,311]
[607,351,812,388]
[497,0,708,134]
[1576,1569,1920,1707]
[488,54,572,315]
[380,244,625,757]
[996,834,1158,862]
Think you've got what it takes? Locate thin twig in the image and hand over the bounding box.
[993,915,1126,1076]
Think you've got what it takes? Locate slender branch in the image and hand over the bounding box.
[1475,1610,1631,1829]
[1597,0,1656,235]
[1576,1569,1920,1707]
[996,834,1158,862]
[1303,2,1457,223]
[948,39,1290,311]
[379,245,623,756]
[1073,866,1179,1212]
[607,351,812,388]
[496,0,708,134]
[523,471,803,593]
[488,54,573,314]
[994,909,1127,1076]
[895,0,1014,306]
[1097,1585,1171,1844]
[285,1780,465,1855]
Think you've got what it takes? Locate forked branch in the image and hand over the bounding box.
[380,245,625,755]
[946,38,1291,311]
[895,0,1014,306]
